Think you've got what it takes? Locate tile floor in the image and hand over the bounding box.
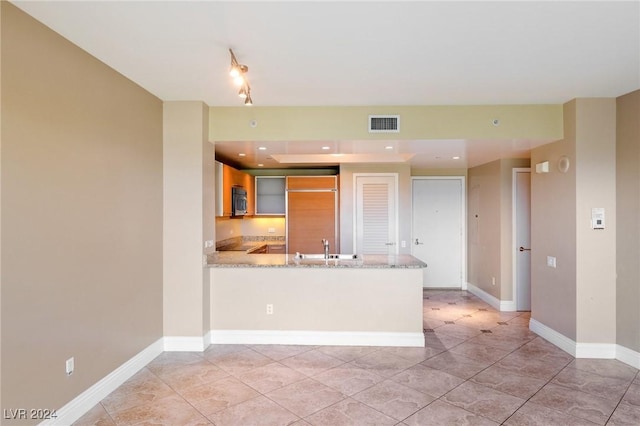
[75,290,640,425]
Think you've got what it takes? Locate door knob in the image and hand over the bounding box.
[415,238,424,245]
[519,246,531,252]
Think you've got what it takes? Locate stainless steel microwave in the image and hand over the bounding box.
[231,187,247,216]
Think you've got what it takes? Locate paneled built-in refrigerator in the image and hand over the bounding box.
[286,176,339,254]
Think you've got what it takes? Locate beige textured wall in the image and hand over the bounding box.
[531,101,578,340]
[1,2,163,419]
[467,160,502,298]
[575,99,616,344]
[616,90,640,352]
[211,268,423,332]
[0,0,4,411]
[499,158,531,301]
[467,158,531,301]
[338,164,412,254]
[209,105,563,141]
[0,0,4,412]
[163,102,212,339]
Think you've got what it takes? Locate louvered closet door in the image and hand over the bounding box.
[355,175,398,255]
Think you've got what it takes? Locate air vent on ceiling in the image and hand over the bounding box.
[368,115,400,133]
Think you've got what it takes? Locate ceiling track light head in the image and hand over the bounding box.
[228,48,253,106]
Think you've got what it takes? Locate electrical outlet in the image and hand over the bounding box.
[66,357,74,376]
[268,227,276,234]
[401,240,406,248]
[266,304,274,315]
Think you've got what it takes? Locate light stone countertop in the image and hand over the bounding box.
[207,252,427,269]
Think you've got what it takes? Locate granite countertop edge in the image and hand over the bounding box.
[206,253,427,269]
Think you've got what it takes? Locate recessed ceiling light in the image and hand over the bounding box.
[453,156,460,160]
[322,146,330,150]
[258,146,267,151]
[385,146,393,150]
[238,153,246,157]
[257,163,264,167]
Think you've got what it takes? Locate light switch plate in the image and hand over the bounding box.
[547,256,557,268]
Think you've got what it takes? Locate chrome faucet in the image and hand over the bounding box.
[322,239,330,259]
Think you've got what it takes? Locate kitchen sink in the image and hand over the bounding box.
[294,253,359,260]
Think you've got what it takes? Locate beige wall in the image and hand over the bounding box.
[467,158,529,301]
[531,98,617,344]
[499,158,531,301]
[468,160,502,298]
[575,99,616,344]
[531,101,578,340]
[1,2,163,419]
[616,90,640,352]
[211,268,423,333]
[209,105,563,141]
[163,102,213,340]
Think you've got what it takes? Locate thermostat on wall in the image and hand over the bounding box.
[591,208,605,229]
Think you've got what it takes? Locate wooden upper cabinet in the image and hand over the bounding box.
[286,176,337,190]
[218,163,254,217]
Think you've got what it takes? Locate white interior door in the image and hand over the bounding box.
[412,178,464,288]
[355,175,397,254]
[515,170,531,311]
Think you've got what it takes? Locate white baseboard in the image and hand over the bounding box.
[529,318,577,356]
[529,318,640,369]
[576,343,617,359]
[41,338,164,426]
[616,344,640,369]
[465,282,516,312]
[210,330,426,347]
[163,336,207,352]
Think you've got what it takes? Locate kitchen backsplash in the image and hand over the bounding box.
[216,235,285,251]
[216,216,285,243]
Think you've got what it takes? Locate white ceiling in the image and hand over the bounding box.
[12,0,640,169]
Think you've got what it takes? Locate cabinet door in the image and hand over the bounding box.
[287,176,337,190]
[267,244,286,254]
[287,191,337,254]
[219,164,254,216]
[256,177,285,214]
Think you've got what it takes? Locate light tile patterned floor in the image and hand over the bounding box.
[75,290,640,425]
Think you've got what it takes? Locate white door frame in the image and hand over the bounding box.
[352,173,399,254]
[411,176,467,289]
[511,168,531,310]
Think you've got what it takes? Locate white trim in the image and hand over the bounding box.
[575,343,617,359]
[529,319,640,369]
[500,299,517,312]
[616,344,640,369]
[204,330,213,348]
[210,330,425,347]
[512,168,531,311]
[352,173,399,255]
[40,338,164,426]
[163,336,207,352]
[529,318,576,356]
[411,176,467,289]
[466,282,515,311]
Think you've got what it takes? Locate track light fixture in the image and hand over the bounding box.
[229,48,252,106]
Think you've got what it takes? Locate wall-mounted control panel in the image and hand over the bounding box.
[591,208,605,230]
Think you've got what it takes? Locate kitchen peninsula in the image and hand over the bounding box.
[207,252,427,347]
